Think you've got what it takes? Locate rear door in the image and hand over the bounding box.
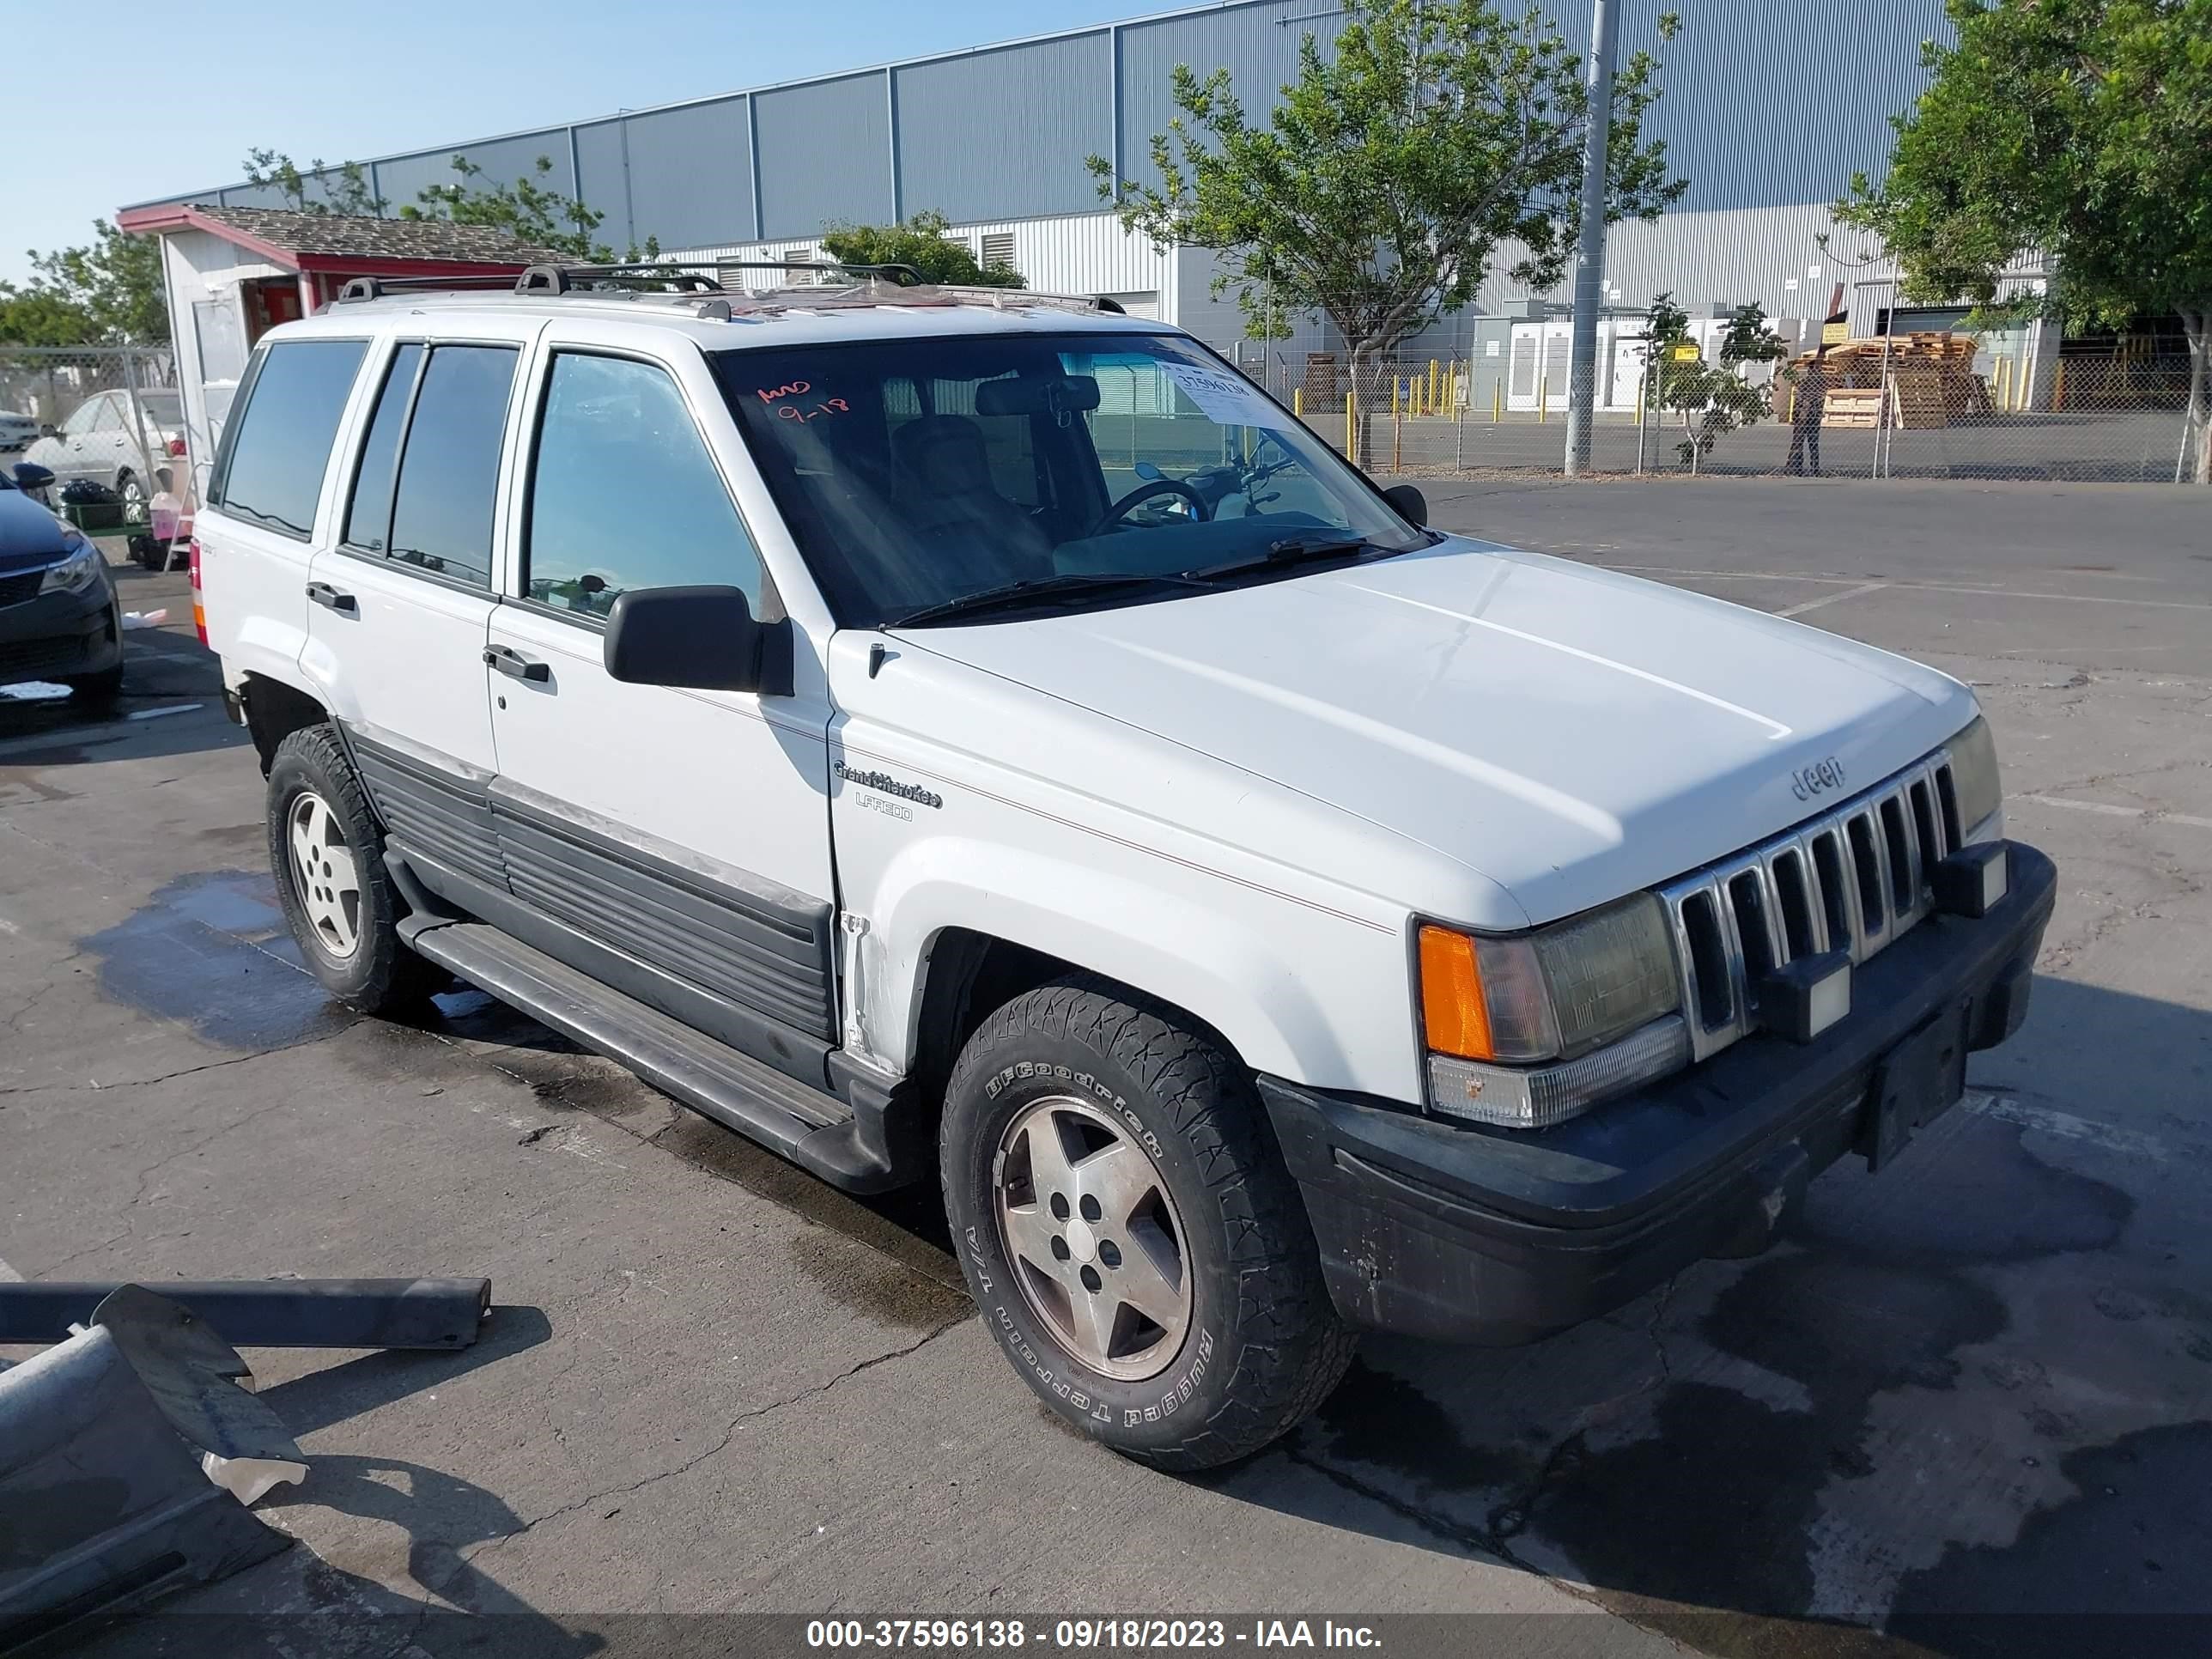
[196,334,374,689]
[481,333,838,1080]
[301,325,534,897]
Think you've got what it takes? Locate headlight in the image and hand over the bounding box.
[38,536,105,597]
[1947,714,2002,842]
[1418,895,1688,1128]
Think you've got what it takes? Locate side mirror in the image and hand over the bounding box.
[602,585,792,696]
[13,462,55,491]
[38,423,58,439]
[1382,483,1428,527]
[1133,460,1164,482]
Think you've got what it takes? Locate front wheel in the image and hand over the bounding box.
[941,978,1356,1470]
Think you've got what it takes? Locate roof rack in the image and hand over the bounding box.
[331,259,1134,321]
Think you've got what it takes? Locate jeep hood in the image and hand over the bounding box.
[890,539,1977,925]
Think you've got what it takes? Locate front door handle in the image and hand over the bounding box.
[305,581,357,615]
[483,644,550,684]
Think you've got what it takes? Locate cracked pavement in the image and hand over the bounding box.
[5,497,2209,1659]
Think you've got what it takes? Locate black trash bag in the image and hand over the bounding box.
[59,478,121,506]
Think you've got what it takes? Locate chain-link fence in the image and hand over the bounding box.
[1199,320,2208,487]
[1,346,185,532]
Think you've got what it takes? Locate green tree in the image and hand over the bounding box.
[401,155,659,264]
[1090,0,1683,381]
[1643,295,1789,471]
[820,210,1024,288]
[1834,0,2212,483]
[240,149,386,216]
[0,219,168,344]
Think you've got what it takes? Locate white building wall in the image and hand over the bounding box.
[159,228,289,490]
[671,211,1169,310]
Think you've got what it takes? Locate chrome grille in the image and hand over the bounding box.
[1659,750,1959,1060]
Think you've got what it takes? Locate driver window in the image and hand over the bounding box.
[67,398,109,437]
[525,352,764,620]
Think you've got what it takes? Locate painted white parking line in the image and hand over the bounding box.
[1778,581,1891,618]
[0,1256,21,1283]
[2016,793,2212,833]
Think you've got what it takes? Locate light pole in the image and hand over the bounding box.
[1563,0,1620,477]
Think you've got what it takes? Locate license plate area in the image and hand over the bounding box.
[1860,1004,1970,1171]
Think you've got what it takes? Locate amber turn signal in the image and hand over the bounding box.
[1419,924,1495,1060]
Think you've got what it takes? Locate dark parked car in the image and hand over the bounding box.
[1,463,124,702]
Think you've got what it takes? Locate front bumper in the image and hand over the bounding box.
[1260,840,2057,1345]
[0,581,121,685]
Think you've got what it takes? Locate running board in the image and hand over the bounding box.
[402,919,902,1192]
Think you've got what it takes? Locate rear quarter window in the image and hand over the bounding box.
[209,338,370,539]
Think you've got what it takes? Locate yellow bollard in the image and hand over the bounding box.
[1538,373,1548,422]
[1292,386,1304,418]
[1346,386,1358,464]
[1492,380,1502,423]
[2053,362,2066,411]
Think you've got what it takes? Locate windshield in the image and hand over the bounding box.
[714,331,1424,626]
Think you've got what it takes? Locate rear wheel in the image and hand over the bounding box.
[941,978,1356,1470]
[266,725,441,1013]
[116,470,145,526]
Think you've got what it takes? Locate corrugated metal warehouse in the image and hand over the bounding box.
[128,0,1970,406]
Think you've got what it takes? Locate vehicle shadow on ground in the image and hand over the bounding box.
[1209,973,2212,1659]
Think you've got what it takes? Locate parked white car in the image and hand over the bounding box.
[192,268,2052,1470]
[0,409,40,452]
[22,388,187,519]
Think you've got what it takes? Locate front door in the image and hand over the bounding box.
[483,341,837,1082]
[305,332,527,895]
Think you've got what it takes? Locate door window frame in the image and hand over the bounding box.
[507,342,783,633]
[332,333,526,596]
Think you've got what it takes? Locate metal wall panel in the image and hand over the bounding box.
[754,75,892,240]
[571,125,630,251]
[1115,0,1350,189]
[895,33,1113,222]
[372,131,577,221]
[620,98,756,252]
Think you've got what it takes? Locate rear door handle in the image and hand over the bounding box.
[483,644,550,684]
[305,581,357,615]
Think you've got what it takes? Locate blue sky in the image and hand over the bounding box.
[5,0,1150,287]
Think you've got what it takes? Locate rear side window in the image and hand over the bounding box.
[385,344,518,587]
[343,342,424,553]
[209,339,369,538]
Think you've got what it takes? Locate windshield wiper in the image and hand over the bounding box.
[886,570,1213,629]
[1182,534,1400,583]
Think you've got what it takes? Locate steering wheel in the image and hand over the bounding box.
[1092,477,1210,536]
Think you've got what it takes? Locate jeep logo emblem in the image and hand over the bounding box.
[1791,757,1846,801]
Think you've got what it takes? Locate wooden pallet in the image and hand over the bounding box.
[1822,386,1885,428]
[1890,366,1949,428]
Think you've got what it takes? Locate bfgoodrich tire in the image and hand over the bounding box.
[266,725,441,1014]
[941,978,1356,1470]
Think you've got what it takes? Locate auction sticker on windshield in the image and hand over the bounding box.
[1161,359,1284,429]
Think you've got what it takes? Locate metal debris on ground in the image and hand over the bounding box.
[0,1277,492,1653]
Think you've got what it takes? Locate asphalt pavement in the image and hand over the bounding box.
[3,486,2208,1658]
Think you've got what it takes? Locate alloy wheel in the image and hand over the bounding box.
[993,1094,1191,1381]
[286,789,363,960]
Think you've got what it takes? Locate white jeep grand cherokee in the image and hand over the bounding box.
[193,264,2051,1469]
